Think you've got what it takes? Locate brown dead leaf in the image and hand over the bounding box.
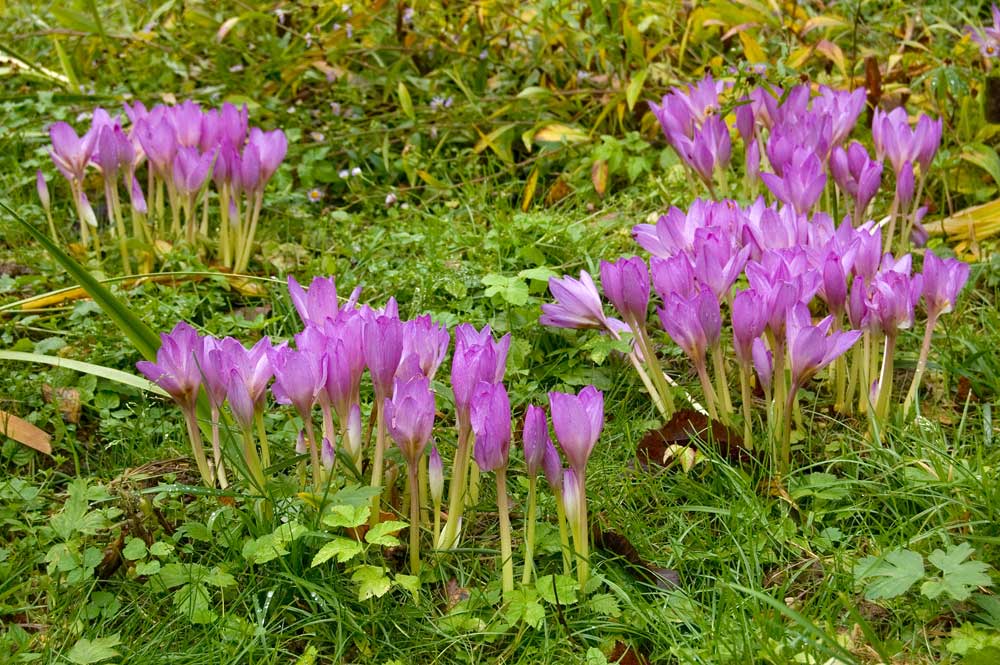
[636,409,751,468]
[591,159,609,197]
[607,642,650,665]
[545,178,573,206]
[42,384,81,423]
[444,577,470,611]
[0,409,52,455]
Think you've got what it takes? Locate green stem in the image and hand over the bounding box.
[439,420,471,549]
[369,401,386,527]
[303,418,322,493]
[780,384,797,477]
[575,470,589,593]
[409,464,421,581]
[495,468,514,595]
[242,427,265,490]
[555,497,571,576]
[209,407,228,489]
[634,322,676,417]
[711,342,733,420]
[875,333,897,423]
[255,410,270,470]
[902,314,939,418]
[739,364,754,450]
[522,476,538,585]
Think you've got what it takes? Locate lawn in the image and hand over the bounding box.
[1,2,1000,664]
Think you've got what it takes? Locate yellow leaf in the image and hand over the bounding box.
[738,30,767,63]
[532,123,589,145]
[939,198,1000,243]
[626,68,648,111]
[591,159,609,197]
[787,46,812,70]
[815,39,846,76]
[0,410,52,455]
[801,15,848,34]
[416,169,449,189]
[521,168,539,212]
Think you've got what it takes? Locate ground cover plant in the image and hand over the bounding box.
[2,1,1000,663]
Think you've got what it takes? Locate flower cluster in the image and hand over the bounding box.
[543,77,968,475]
[140,276,605,593]
[967,4,1000,57]
[42,101,287,274]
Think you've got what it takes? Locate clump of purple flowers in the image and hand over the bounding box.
[42,101,287,274]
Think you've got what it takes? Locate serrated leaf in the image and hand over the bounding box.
[135,560,161,576]
[921,543,993,601]
[365,520,407,547]
[204,568,236,588]
[352,565,391,600]
[67,634,121,664]
[174,582,214,624]
[311,538,363,566]
[323,503,371,529]
[122,537,147,561]
[482,273,530,306]
[536,574,579,605]
[505,588,546,629]
[588,592,622,617]
[585,647,609,665]
[854,548,924,600]
[394,573,420,597]
[149,541,174,558]
[397,81,414,121]
[947,623,1000,657]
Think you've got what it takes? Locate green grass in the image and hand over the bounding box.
[3,1,1000,663]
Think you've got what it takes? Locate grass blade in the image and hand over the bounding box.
[0,351,168,397]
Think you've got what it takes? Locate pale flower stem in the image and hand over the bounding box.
[711,343,733,420]
[903,314,939,418]
[302,418,322,493]
[183,409,214,487]
[495,469,514,595]
[632,321,676,416]
[408,465,422,581]
[695,359,718,420]
[418,455,429,527]
[739,365,754,450]
[627,350,666,418]
[255,411,271,470]
[522,477,537,585]
[369,402,386,527]
[555,499,572,576]
[575,471,590,593]
[209,408,228,489]
[875,333,897,423]
[439,422,470,549]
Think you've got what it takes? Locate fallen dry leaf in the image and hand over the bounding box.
[42,384,81,423]
[636,409,751,468]
[0,409,53,455]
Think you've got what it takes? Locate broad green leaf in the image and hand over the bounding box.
[135,560,161,576]
[242,521,307,564]
[122,537,147,561]
[947,624,1000,659]
[0,202,160,360]
[0,351,168,396]
[323,503,370,529]
[173,582,214,624]
[585,647,609,665]
[365,520,407,547]
[203,568,236,588]
[588,592,622,617]
[352,564,391,600]
[482,273,529,306]
[67,634,121,664]
[536,574,579,605]
[854,548,924,600]
[394,573,420,597]
[505,588,546,629]
[311,538,363,566]
[962,143,1000,189]
[921,543,993,601]
[517,266,558,283]
[150,541,174,558]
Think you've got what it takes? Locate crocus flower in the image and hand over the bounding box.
[657,287,721,366]
[49,122,96,183]
[451,324,510,426]
[36,170,50,212]
[872,108,942,177]
[600,256,650,324]
[785,304,862,389]
[829,142,883,218]
[384,375,436,465]
[95,125,134,179]
[134,116,177,178]
[428,445,444,505]
[288,275,342,326]
[522,405,549,478]
[732,289,767,366]
[867,270,923,335]
[400,315,450,380]
[247,127,287,183]
[362,313,404,401]
[136,322,204,410]
[170,100,203,148]
[691,230,750,301]
[760,148,826,215]
[269,346,326,419]
[752,338,773,393]
[471,381,512,473]
[650,253,697,301]
[670,116,732,186]
[540,271,608,330]
[172,146,213,199]
[921,252,970,318]
[322,313,366,421]
[548,385,603,478]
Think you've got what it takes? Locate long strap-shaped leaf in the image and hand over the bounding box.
[0,201,161,360]
[0,351,169,396]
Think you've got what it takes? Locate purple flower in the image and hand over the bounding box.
[548,385,603,477]
[451,324,510,425]
[657,287,721,365]
[400,315,450,380]
[813,86,866,146]
[829,142,882,218]
[269,345,326,418]
[649,75,724,140]
[732,289,767,366]
[522,405,550,478]
[36,171,50,212]
[136,322,204,411]
[785,304,861,388]
[49,121,97,183]
[226,368,257,431]
[384,375,436,464]
[247,128,287,184]
[760,148,826,215]
[751,338,773,392]
[195,336,235,410]
[219,102,249,147]
[288,275,343,326]
[867,270,923,335]
[600,256,650,324]
[134,116,177,178]
[921,252,970,318]
[670,116,732,185]
[95,125,134,180]
[691,230,750,302]
[542,440,563,491]
[170,100,203,148]
[127,174,148,214]
[650,253,698,301]
[172,146,213,198]
[540,271,608,330]
[227,336,275,413]
[471,381,512,472]
[872,108,942,176]
[363,313,404,401]
[562,468,583,528]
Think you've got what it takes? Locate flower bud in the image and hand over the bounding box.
[428,445,444,505]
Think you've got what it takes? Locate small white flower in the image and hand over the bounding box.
[339,169,350,179]
[385,192,397,207]
[350,166,362,177]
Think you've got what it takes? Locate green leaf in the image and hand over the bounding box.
[505,588,546,629]
[535,574,579,605]
[203,568,236,588]
[0,351,168,396]
[0,202,160,360]
[135,560,161,576]
[352,565,391,600]
[962,143,1000,189]
[173,582,214,624]
[947,624,1000,660]
[365,520,407,547]
[323,503,370,529]
[122,537,147,561]
[311,538,363,567]
[585,647,609,665]
[921,543,993,602]
[393,573,420,597]
[397,81,415,121]
[625,68,648,111]
[242,521,307,565]
[517,266,558,283]
[482,273,529,306]
[66,634,121,664]
[854,548,924,600]
[588,592,622,617]
[149,541,174,558]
